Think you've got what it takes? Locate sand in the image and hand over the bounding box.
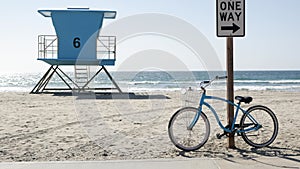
[0,90,299,162]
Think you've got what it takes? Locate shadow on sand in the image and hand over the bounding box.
[234,146,300,168]
[178,146,300,169]
[43,91,170,100]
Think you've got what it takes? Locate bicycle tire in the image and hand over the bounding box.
[240,105,279,148]
[168,107,210,151]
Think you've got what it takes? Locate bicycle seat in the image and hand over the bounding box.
[235,96,253,104]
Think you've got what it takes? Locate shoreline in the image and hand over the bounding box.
[1,88,300,93]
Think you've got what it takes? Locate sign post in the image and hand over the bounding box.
[216,0,245,148]
[226,37,235,148]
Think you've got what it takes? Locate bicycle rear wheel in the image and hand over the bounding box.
[168,107,210,151]
[240,105,278,148]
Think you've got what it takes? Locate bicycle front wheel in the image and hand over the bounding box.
[168,107,210,151]
[240,105,279,148]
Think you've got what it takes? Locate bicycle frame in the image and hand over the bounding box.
[188,90,260,134]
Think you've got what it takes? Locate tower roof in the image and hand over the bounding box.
[38,8,117,19]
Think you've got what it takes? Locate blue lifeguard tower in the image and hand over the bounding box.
[31,7,122,93]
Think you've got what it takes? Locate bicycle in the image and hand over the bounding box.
[168,76,279,151]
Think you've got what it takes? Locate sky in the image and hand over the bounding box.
[0,0,300,73]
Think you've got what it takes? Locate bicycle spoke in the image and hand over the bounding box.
[241,105,278,148]
[168,107,210,151]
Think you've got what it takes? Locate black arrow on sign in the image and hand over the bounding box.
[221,23,240,33]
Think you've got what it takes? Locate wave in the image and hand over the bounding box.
[268,80,300,84]
[126,81,161,85]
[0,87,33,92]
[235,85,300,91]
[234,80,300,84]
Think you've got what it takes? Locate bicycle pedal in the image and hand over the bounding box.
[216,133,226,139]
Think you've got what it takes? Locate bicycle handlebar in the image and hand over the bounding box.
[200,76,227,89]
[216,76,228,80]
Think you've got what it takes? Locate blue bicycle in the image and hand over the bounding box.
[168,76,279,151]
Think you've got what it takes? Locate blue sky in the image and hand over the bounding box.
[0,0,299,73]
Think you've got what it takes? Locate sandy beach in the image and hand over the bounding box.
[0,90,299,162]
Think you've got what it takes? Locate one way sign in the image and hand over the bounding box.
[217,0,245,37]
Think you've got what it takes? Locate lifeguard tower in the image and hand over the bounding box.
[31,7,122,93]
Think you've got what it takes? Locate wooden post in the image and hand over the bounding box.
[226,37,235,148]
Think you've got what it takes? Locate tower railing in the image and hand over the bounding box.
[38,35,58,59]
[38,35,116,60]
[97,36,116,60]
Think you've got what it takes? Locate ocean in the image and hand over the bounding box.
[0,71,300,92]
